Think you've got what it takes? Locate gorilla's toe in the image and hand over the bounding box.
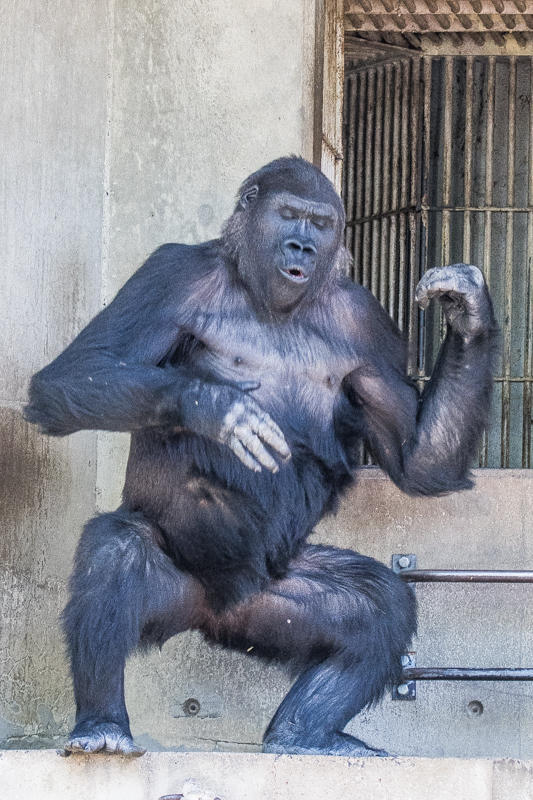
[263,730,391,758]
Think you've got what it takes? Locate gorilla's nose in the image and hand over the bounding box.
[280,238,317,284]
[282,238,317,262]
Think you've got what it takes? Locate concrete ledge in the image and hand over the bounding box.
[0,751,532,800]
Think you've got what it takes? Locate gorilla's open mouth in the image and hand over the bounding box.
[278,265,310,284]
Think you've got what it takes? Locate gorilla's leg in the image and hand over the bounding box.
[62,509,203,756]
[203,544,416,757]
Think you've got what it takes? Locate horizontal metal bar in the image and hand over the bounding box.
[346,205,419,225]
[345,54,416,76]
[347,206,533,226]
[398,569,533,583]
[410,376,533,384]
[423,206,533,212]
[402,667,533,681]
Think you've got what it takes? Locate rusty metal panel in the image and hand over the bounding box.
[343,51,533,467]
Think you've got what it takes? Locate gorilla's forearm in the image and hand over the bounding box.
[399,327,498,495]
[24,357,200,435]
[25,356,289,471]
[351,265,498,496]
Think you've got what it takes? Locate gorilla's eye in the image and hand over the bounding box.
[280,207,298,220]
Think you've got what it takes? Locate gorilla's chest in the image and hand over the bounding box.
[186,313,357,437]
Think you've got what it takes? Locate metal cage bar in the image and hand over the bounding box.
[397,568,533,582]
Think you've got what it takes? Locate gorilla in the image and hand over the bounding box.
[25,156,497,757]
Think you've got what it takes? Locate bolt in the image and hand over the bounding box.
[467,700,484,717]
[397,683,410,696]
[398,556,411,569]
[183,698,201,716]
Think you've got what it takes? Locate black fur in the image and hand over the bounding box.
[25,157,497,756]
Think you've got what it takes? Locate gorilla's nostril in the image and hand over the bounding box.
[286,240,303,252]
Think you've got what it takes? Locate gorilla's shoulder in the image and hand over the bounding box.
[335,276,383,319]
[112,241,224,311]
[148,240,220,268]
[136,240,222,283]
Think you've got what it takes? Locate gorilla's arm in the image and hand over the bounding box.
[25,244,289,470]
[344,265,498,496]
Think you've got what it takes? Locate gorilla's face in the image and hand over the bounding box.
[236,189,343,315]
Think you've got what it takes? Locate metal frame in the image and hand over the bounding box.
[343,51,533,467]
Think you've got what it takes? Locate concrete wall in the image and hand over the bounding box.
[1,0,532,762]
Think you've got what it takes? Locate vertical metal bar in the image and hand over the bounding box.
[373,66,384,221]
[463,56,474,263]
[481,56,496,467]
[408,58,421,375]
[389,62,401,320]
[523,57,533,468]
[381,64,392,221]
[354,70,367,285]
[363,68,376,289]
[379,64,398,308]
[502,57,516,468]
[372,66,385,299]
[398,58,411,332]
[417,56,432,386]
[342,74,350,216]
[344,75,357,273]
[380,64,393,308]
[398,214,407,329]
[441,56,453,267]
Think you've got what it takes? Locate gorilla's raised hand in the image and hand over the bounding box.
[415,264,494,339]
[177,378,291,472]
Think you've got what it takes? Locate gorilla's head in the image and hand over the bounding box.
[222,157,347,316]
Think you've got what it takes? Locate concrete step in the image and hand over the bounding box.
[0,751,532,800]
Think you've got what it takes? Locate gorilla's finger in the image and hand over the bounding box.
[247,409,289,448]
[251,416,291,460]
[229,437,262,472]
[231,380,261,392]
[415,292,431,310]
[416,277,471,310]
[235,425,279,472]
[416,265,484,301]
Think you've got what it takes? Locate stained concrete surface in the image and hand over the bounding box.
[1,0,319,754]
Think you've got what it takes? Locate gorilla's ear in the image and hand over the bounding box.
[239,184,259,210]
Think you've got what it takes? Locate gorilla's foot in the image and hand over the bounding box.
[263,730,390,758]
[62,721,146,757]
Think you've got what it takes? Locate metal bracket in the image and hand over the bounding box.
[392,555,417,700]
[392,652,417,700]
[392,553,417,573]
